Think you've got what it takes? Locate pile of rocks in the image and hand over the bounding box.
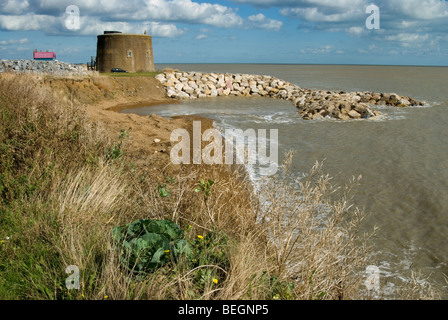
[155,71,425,121]
[0,59,91,77]
[293,89,425,120]
[155,71,301,100]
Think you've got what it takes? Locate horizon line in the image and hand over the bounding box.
[154,62,448,68]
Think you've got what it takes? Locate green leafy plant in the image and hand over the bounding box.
[158,184,172,197]
[157,177,175,197]
[195,179,214,198]
[105,144,123,161]
[118,129,129,140]
[105,130,129,162]
[187,232,231,292]
[112,219,193,277]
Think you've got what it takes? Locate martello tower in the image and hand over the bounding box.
[96,31,155,73]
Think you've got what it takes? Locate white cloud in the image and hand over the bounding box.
[234,0,448,31]
[347,26,364,36]
[235,0,448,51]
[0,0,30,14]
[195,34,208,40]
[385,33,431,47]
[0,12,185,37]
[247,13,282,30]
[112,0,244,29]
[144,22,186,38]
[77,18,186,37]
[281,6,362,22]
[0,38,29,45]
[1,0,245,29]
[248,13,267,22]
[232,0,366,9]
[0,0,283,36]
[388,0,448,20]
[300,45,334,54]
[0,13,59,31]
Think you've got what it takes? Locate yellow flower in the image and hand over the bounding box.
[164,250,170,253]
[213,278,218,284]
[197,235,204,239]
[104,295,108,299]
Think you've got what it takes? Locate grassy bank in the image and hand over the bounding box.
[0,73,436,300]
[101,71,162,78]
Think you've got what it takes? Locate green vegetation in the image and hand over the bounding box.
[112,219,191,276]
[111,218,233,296]
[0,74,438,300]
[105,130,128,162]
[102,71,161,78]
[194,179,214,198]
[0,74,113,299]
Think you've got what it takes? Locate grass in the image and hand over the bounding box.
[0,73,439,300]
[101,71,161,78]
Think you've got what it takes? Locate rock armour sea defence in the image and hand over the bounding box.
[155,71,425,121]
[0,59,92,77]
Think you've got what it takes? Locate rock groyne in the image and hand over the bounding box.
[155,71,425,120]
[0,59,92,77]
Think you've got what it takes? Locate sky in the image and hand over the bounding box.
[0,0,447,65]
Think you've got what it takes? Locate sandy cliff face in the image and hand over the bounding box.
[39,75,168,108]
[35,75,213,177]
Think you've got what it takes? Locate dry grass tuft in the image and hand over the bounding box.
[256,152,369,299]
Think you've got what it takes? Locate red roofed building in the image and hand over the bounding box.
[33,49,56,61]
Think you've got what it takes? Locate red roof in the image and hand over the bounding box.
[34,51,56,59]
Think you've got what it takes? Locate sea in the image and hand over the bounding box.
[121,64,448,298]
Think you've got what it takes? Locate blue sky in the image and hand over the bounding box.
[0,0,447,65]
